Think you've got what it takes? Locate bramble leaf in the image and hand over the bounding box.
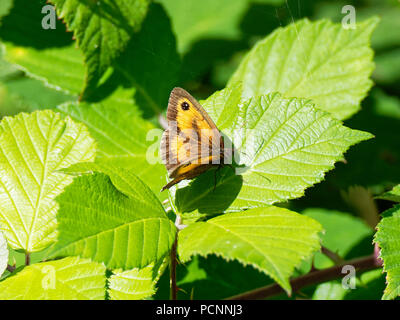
[376,185,400,203]
[49,170,176,270]
[0,0,85,96]
[0,257,106,299]
[312,269,385,300]
[374,204,400,300]
[0,77,72,117]
[57,99,166,198]
[0,44,85,96]
[228,18,379,119]
[113,2,180,117]
[50,0,150,91]
[178,206,323,293]
[0,231,8,277]
[108,257,167,300]
[0,110,96,252]
[175,87,373,216]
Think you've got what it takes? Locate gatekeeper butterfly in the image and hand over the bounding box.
[160,88,231,191]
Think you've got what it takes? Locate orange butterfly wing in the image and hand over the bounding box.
[160,88,224,190]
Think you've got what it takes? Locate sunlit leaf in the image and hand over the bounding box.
[0,231,8,277]
[374,204,400,300]
[109,257,167,300]
[57,99,166,199]
[228,18,379,119]
[0,110,96,252]
[49,169,176,270]
[0,257,106,299]
[175,87,373,217]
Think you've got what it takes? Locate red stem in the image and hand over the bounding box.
[227,254,381,300]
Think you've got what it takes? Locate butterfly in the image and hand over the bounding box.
[160,88,230,191]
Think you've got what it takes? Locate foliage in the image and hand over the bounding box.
[228,18,378,120]
[374,189,400,300]
[0,231,7,277]
[178,206,322,293]
[0,110,96,252]
[0,257,106,299]
[0,0,398,301]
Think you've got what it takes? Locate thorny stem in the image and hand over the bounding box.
[170,215,181,300]
[227,254,382,300]
[321,246,344,265]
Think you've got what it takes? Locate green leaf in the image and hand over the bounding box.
[312,269,385,300]
[303,208,373,269]
[109,257,167,300]
[312,281,347,300]
[57,99,166,198]
[376,185,400,203]
[0,44,85,97]
[0,110,96,252]
[60,162,162,205]
[0,231,8,277]
[178,206,323,293]
[50,0,150,92]
[49,170,176,270]
[0,257,106,299]
[157,0,248,53]
[0,0,12,22]
[113,2,180,117]
[228,18,379,120]
[0,0,85,96]
[0,77,72,117]
[374,204,400,300]
[176,88,373,216]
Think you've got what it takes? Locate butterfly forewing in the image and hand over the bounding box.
[160,88,225,190]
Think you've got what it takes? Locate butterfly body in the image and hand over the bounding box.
[160,88,227,191]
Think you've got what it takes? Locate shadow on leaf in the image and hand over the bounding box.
[175,166,243,216]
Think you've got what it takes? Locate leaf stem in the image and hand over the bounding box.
[227,254,382,300]
[25,252,30,266]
